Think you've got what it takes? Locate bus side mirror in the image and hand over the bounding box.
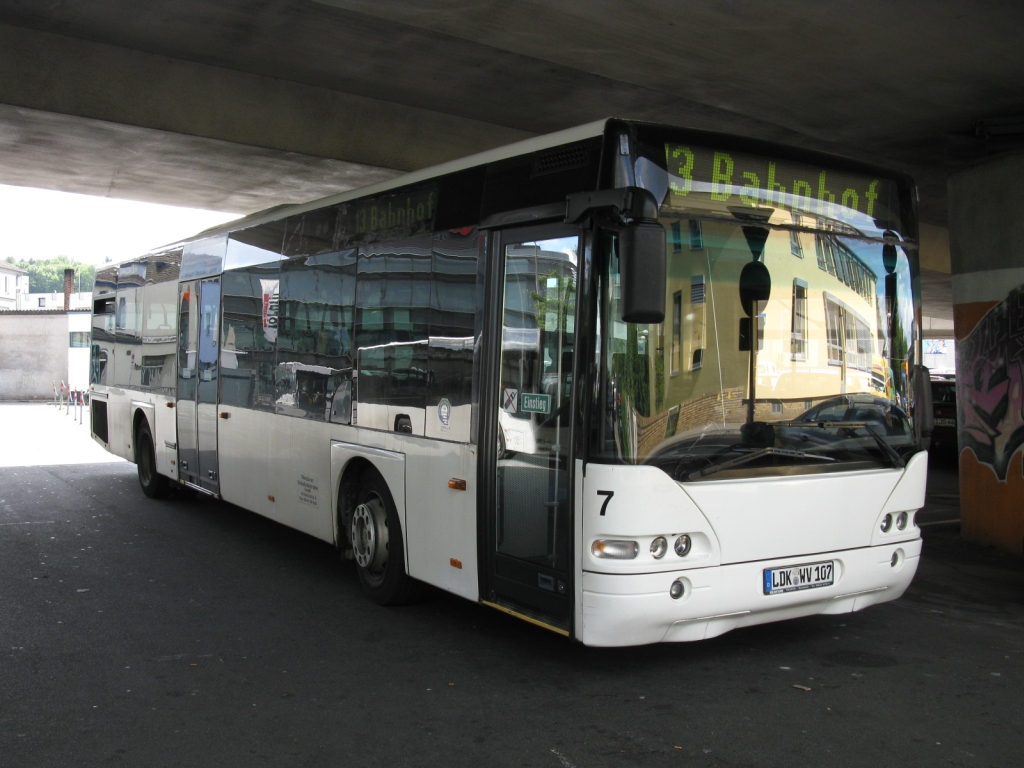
[620,221,666,324]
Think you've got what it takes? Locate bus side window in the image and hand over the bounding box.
[275,247,356,420]
[426,229,480,442]
[140,276,179,393]
[221,263,280,411]
[355,235,431,433]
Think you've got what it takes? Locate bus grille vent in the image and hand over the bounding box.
[531,142,591,177]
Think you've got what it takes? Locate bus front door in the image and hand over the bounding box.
[484,228,580,633]
[176,278,222,494]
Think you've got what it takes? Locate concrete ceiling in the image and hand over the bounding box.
[0,0,1021,322]
[1,1,1021,220]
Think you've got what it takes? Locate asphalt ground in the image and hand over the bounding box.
[1,405,1022,768]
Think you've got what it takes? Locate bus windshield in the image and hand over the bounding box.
[592,137,919,480]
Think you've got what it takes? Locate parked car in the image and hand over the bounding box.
[793,394,913,437]
[930,375,958,456]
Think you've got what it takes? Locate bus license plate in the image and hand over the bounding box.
[763,561,834,595]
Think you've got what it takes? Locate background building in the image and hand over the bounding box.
[0,261,30,310]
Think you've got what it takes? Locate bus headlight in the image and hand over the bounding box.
[650,537,668,559]
[896,511,909,530]
[880,514,893,533]
[592,540,639,559]
[674,534,692,557]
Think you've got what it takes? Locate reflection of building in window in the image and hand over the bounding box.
[824,294,874,371]
[688,275,706,370]
[815,222,877,303]
[670,221,683,253]
[69,331,90,348]
[846,311,873,371]
[689,220,703,250]
[671,291,681,374]
[790,213,804,258]
[825,298,843,365]
[791,279,807,360]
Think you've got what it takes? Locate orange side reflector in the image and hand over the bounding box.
[448,478,467,491]
[268,495,275,502]
[450,558,462,569]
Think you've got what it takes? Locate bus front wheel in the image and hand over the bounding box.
[136,421,170,499]
[350,472,422,606]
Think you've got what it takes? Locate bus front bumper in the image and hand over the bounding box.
[579,539,921,647]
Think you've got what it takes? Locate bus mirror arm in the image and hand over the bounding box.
[565,186,660,226]
[565,187,666,324]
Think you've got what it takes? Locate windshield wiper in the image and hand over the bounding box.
[773,420,906,470]
[687,446,835,481]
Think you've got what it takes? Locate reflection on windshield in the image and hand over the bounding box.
[593,212,919,480]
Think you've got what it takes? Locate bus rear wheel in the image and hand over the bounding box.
[350,472,422,606]
[136,421,170,499]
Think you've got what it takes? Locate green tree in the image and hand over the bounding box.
[4,256,95,293]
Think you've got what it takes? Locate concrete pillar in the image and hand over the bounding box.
[948,153,1024,556]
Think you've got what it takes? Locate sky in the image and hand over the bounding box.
[0,184,241,266]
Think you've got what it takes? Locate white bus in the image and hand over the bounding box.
[90,119,931,646]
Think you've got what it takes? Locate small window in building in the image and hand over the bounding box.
[791,279,808,360]
[671,292,682,375]
[670,221,682,253]
[688,275,706,371]
[689,220,703,250]
[38,297,46,308]
[690,275,706,304]
[771,401,783,415]
[790,213,804,258]
[69,331,90,348]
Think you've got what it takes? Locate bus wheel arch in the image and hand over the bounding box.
[337,459,422,606]
[133,410,170,499]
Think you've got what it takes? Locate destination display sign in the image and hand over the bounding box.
[338,184,438,244]
[663,143,902,232]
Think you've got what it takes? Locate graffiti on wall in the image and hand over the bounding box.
[956,282,1024,481]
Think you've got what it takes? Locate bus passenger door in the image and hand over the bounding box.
[176,281,199,485]
[195,278,221,493]
[177,277,222,494]
[483,227,580,633]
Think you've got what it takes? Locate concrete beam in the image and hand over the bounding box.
[0,22,530,208]
[0,104,400,213]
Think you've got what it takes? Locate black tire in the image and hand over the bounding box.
[136,421,171,499]
[349,471,423,606]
